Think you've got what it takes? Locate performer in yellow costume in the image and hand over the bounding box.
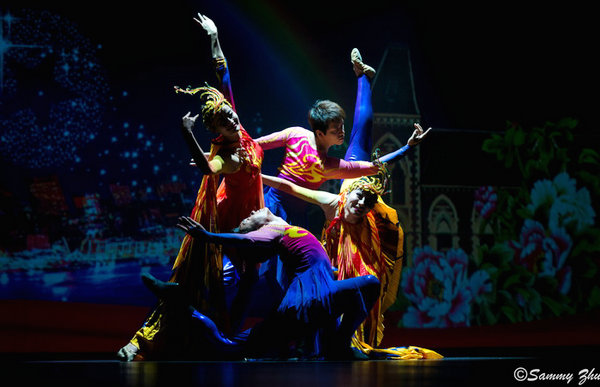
[260,48,440,359]
[261,169,441,360]
[117,15,265,359]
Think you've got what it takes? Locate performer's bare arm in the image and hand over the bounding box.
[261,174,337,206]
[373,123,433,165]
[181,112,237,175]
[194,13,224,60]
[407,123,432,146]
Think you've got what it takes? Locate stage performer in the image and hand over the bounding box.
[148,209,381,360]
[193,13,427,304]
[117,26,265,360]
[261,110,440,359]
[255,47,433,309]
[196,14,414,230]
[261,172,440,359]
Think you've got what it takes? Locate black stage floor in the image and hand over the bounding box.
[3,347,599,386]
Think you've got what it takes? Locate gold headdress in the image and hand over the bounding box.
[343,149,390,196]
[174,84,232,130]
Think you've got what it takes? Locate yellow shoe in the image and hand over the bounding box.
[351,48,376,79]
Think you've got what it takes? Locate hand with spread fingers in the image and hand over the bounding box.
[176,216,207,239]
[407,123,432,146]
[194,13,218,37]
[182,111,199,132]
[194,13,223,59]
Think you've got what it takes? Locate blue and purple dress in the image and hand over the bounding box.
[202,223,336,322]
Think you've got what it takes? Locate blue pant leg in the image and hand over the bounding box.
[330,275,380,344]
[345,74,373,162]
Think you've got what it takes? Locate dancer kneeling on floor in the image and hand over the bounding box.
[141,208,380,360]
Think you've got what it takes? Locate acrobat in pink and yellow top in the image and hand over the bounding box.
[256,127,379,190]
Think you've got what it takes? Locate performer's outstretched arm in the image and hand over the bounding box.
[194,13,224,59]
[194,13,236,110]
[375,123,433,164]
[177,216,276,249]
[254,127,296,150]
[320,123,432,182]
[181,112,227,175]
[261,174,337,206]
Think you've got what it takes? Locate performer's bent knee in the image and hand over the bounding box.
[360,275,381,303]
[361,274,380,289]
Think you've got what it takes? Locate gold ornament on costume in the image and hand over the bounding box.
[343,149,390,196]
[174,83,232,130]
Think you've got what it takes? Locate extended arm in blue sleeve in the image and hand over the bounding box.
[202,230,275,249]
[214,58,236,111]
[376,144,411,164]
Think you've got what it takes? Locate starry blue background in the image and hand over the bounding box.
[0,0,595,306]
[1,1,594,194]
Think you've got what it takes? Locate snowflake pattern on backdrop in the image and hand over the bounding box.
[0,9,108,169]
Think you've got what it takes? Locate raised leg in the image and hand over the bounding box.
[345,48,375,162]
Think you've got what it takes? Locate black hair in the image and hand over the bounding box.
[307,100,345,134]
